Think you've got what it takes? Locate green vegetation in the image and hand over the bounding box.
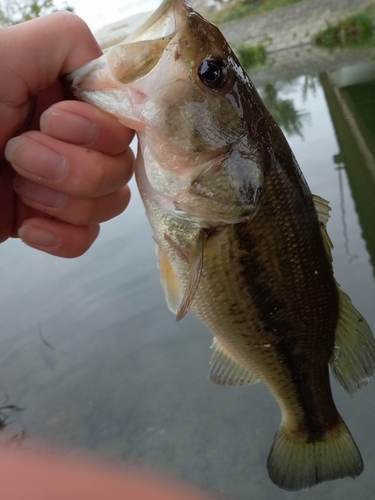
[208,0,306,25]
[236,43,267,68]
[314,10,374,49]
[0,0,73,26]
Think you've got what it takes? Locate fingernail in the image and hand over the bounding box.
[41,109,98,146]
[18,224,60,248]
[14,179,67,208]
[5,137,66,181]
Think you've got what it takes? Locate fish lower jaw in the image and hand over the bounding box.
[76,87,146,133]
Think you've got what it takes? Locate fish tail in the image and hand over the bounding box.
[267,417,363,491]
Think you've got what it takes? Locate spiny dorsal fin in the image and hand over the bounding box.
[312,194,334,262]
[312,194,330,228]
[330,286,375,394]
[209,340,260,386]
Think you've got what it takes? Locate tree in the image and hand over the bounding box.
[0,0,73,26]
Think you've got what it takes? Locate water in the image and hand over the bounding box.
[0,50,375,499]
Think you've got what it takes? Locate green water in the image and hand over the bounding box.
[0,51,375,499]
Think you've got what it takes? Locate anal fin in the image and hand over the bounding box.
[210,340,260,386]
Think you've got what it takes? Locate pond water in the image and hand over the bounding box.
[0,49,375,499]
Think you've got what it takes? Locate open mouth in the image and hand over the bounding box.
[124,0,182,44]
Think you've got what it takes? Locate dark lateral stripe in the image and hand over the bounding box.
[233,206,338,440]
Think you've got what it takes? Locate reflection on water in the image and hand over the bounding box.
[260,82,311,138]
[320,64,375,277]
[0,54,375,499]
[0,393,27,446]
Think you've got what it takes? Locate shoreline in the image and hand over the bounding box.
[218,0,375,53]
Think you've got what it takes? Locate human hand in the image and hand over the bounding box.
[0,12,135,258]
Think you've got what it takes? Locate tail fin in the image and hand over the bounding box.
[267,418,363,491]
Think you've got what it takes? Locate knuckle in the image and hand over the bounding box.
[88,160,106,197]
[67,198,97,226]
[71,153,106,198]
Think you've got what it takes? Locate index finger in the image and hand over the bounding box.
[0,12,101,145]
[40,101,135,157]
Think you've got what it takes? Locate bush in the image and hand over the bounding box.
[315,11,374,48]
[236,44,267,68]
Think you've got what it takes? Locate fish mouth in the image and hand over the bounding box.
[125,0,189,43]
[104,0,192,85]
[68,0,191,88]
[66,0,192,131]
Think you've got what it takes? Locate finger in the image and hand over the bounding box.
[0,12,101,146]
[18,217,100,258]
[14,177,131,225]
[5,132,135,198]
[40,101,135,156]
[3,12,100,82]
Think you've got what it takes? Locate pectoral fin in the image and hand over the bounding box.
[210,340,260,386]
[158,229,207,321]
[157,245,183,315]
[175,229,207,321]
[330,287,375,394]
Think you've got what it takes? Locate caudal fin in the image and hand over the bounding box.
[267,418,363,491]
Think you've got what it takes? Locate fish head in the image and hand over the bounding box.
[69,0,265,223]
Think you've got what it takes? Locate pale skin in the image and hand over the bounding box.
[0,11,135,258]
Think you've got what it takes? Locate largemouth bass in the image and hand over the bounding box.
[68,0,375,490]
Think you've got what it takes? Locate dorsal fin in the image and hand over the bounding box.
[312,194,330,228]
[209,340,260,386]
[312,194,334,262]
[330,287,375,394]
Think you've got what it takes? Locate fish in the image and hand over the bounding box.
[67,0,375,491]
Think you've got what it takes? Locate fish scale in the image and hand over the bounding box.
[68,0,375,490]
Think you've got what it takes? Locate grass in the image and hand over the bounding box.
[207,0,306,25]
[236,44,267,68]
[314,10,374,49]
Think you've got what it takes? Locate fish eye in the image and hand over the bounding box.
[198,58,226,90]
